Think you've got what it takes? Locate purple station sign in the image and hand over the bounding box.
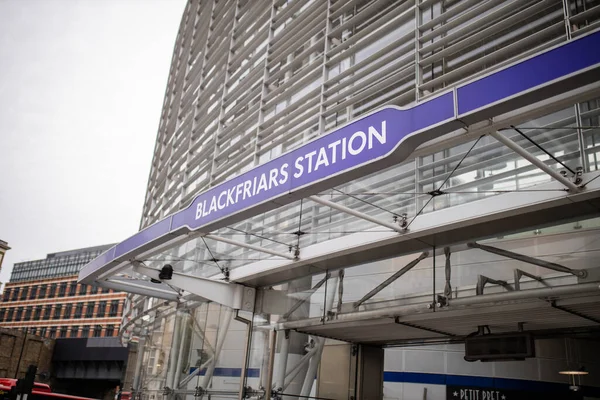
[80,30,600,282]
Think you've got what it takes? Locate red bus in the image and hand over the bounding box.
[0,379,99,400]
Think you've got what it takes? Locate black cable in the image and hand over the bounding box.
[405,135,484,231]
[438,135,485,191]
[226,226,290,247]
[582,172,600,187]
[200,236,225,274]
[511,125,576,175]
[332,188,401,217]
[295,199,304,251]
[325,189,568,195]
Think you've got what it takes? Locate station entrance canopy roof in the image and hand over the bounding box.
[80,30,600,342]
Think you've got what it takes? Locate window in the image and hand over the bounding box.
[93,325,102,337]
[90,285,99,295]
[49,327,56,338]
[29,286,38,299]
[102,287,111,294]
[7,308,14,321]
[43,305,52,320]
[29,327,36,334]
[24,307,32,320]
[85,302,94,318]
[39,285,47,298]
[40,327,47,337]
[97,301,107,318]
[49,284,57,297]
[59,282,67,296]
[54,304,62,319]
[81,326,90,338]
[34,307,41,320]
[79,284,87,296]
[20,288,27,300]
[11,288,19,301]
[59,326,68,338]
[68,283,77,296]
[105,325,115,337]
[0,308,5,321]
[64,304,73,319]
[74,303,83,318]
[109,300,119,317]
[2,288,10,301]
[70,325,79,338]
[15,307,23,321]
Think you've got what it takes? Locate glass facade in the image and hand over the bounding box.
[120,0,600,399]
[9,245,112,282]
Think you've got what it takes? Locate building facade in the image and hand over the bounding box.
[0,245,126,340]
[0,240,10,276]
[80,0,600,399]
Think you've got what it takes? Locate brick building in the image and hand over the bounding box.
[0,327,54,379]
[0,245,126,339]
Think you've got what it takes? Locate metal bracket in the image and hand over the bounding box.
[476,275,514,295]
[514,269,550,291]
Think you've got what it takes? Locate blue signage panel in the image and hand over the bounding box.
[81,29,600,282]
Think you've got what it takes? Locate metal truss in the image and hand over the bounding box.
[231,174,600,287]
[131,261,256,312]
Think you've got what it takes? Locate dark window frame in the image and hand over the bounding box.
[109,300,119,317]
[93,325,102,337]
[74,302,83,318]
[53,304,62,319]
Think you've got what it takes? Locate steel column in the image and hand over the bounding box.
[265,330,277,400]
[201,307,234,389]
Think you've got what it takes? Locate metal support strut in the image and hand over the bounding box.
[488,130,579,191]
[468,242,587,278]
[354,251,429,309]
[309,195,405,232]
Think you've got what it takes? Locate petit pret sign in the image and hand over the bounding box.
[446,385,580,400]
[447,386,510,400]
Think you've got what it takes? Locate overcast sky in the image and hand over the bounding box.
[0,0,186,288]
